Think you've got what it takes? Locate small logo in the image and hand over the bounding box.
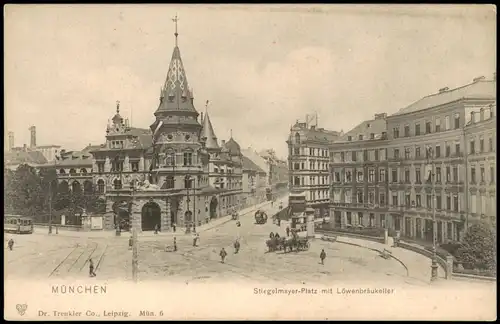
[16,304,28,316]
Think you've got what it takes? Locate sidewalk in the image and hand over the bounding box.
[32,196,287,240]
[317,234,446,283]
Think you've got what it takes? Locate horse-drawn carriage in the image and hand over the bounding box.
[254,210,268,224]
[265,232,310,253]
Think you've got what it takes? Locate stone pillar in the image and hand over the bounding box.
[420,218,425,239]
[130,199,141,233]
[384,228,389,245]
[445,255,454,279]
[164,198,171,230]
[329,208,336,228]
[341,211,347,229]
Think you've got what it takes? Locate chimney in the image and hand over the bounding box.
[29,126,36,148]
[8,132,14,152]
[473,76,485,83]
[439,87,449,93]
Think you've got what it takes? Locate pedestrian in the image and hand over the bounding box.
[173,237,177,252]
[234,239,240,254]
[7,239,14,251]
[128,236,133,250]
[277,218,281,227]
[236,220,241,227]
[320,249,326,265]
[286,226,290,237]
[220,248,227,263]
[89,258,96,277]
[172,223,176,233]
[154,224,159,234]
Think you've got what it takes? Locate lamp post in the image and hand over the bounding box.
[185,175,192,234]
[115,152,124,237]
[426,147,439,282]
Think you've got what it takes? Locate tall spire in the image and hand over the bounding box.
[200,100,219,150]
[172,14,179,47]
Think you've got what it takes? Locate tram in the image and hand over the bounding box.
[4,215,34,234]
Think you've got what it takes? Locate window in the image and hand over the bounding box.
[480,137,484,152]
[415,168,421,183]
[334,172,341,182]
[301,162,305,170]
[435,145,441,158]
[426,194,432,209]
[404,125,410,137]
[185,177,193,189]
[393,148,400,159]
[294,176,300,186]
[345,190,352,203]
[363,150,368,161]
[480,167,485,182]
[491,166,495,183]
[453,195,459,212]
[380,214,386,228]
[295,133,300,144]
[357,191,363,203]
[454,113,460,129]
[131,162,139,172]
[404,169,410,183]
[293,147,300,155]
[374,149,379,161]
[471,194,477,214]
[453,166,458,182]
[345,171,352,182]
[446,195,451,210]
[183,152,193,166]
[436,195,442,210]
[445,116,450,130]
[393,127,400,139]
[370,133,375,139]
[416,194,421,207]
[369,191,375,204]
[392,193,398,206]
[379,169,386,182]
[294,163,300,170]
[166,176,175,189]
[471,167,476,183]
[97,179,105,193]
[97,162,105,173]
[347,136,352,141]
[469,139,475,154]
[445,144,451,157]
[489,137,494,152]
[455,143,461,156]
[357,212,363,225]
[340,152,345,162]
[359,135,364,140]
[368,169,375,182]
[415,124,421,136]
[405,193,411,207]
[113,179,122,190]
[346,212,352,224]
[391,169,398,183]
[415,146,421,158]
[111,161,123,172]
[379,193,386,205]
[446,166,451,182]
[435,118,441,132]
[436,167,441,182]
[357,171,364,182]
[425,121,432,134]
[404,147,410,160]
[352,151,357,161]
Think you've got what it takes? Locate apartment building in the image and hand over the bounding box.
[287,121,341,217]
[329,113,389,229]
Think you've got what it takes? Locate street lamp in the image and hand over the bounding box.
[115,152,124,237]
[185,175,192,234]
[426,147,439,282]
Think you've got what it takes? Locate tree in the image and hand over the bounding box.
[455,222,497,271]
[4,165,46,217]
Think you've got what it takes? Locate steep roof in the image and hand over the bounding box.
[156,46,197,114]
[242,155,266,174]
[4,150,48,166]
[200,111,219,149]
[225,137,241,156]
[337,117,387,142]
[393,79,496,116]
[240,148,268,173]
[56,150,93,167]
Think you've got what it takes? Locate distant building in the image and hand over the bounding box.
[287,122,341,217]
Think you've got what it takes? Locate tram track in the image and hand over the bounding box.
[48,242,107,278]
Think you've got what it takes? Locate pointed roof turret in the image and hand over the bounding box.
[112,100,123,125]
[200,100,219,150]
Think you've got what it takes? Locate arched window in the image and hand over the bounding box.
[166,176,175,189]
[80,168,87,174]
[59,169,66,174]
[295,132,300,144]
[114,179,122,190]
[97,179,105,193]
[69,168,76,174]
[166,151,175,166]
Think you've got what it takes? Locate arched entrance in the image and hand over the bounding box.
[113,201,131,231]
[209,197,218,219]
[142,202,161,231]
[184,210,193,226]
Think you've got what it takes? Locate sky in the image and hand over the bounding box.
[4,4,496,159]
